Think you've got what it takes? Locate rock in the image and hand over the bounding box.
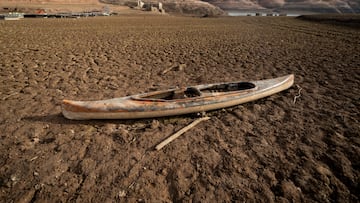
[118,190,127,198]
[281,180,302,202]
[176,64,187,71]
[16,189,36,203]
[150,119,160,129]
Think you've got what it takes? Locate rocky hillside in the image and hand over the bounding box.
[1,0,359,15]
[1,0,225,16]
[100,0,226,16]
[1,0,99,3]
[203,0,360,13]
[102,0,360,14]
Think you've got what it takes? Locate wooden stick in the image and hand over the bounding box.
[161,64,186,75]
[293,85,302,104]
[155,116,210,151]
[82,67,91,80]
[161,66,176,75]
[2,92,18,101]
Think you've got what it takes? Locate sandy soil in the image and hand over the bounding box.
[0,15,359,202]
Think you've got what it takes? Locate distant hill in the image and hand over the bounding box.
[0,0,225,16]
[1,0,359,15]
[202,0,360,13]
[99,0,226,16]
[0,0,99,3]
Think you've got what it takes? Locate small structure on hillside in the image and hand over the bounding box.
[137,0,165,14]
[103,6,110,16]
[1,12,24,20]
[137,0,145,9]
[158,2,165,14]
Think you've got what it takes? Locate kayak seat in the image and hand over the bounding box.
[185,87,202,97]
[172,87,201,99]
[201,82,256,93]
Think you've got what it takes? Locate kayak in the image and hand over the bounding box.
[62,74,294,120]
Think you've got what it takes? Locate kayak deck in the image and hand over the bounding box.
[133,81,257,101]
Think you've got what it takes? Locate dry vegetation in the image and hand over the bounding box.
[0,15,359,202]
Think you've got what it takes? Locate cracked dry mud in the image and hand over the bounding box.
[0,16,359,202]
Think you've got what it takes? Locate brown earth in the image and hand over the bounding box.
[0,15,359,202]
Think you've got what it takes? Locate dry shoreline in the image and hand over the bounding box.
[297,14,360,28]
[0,15,359,202]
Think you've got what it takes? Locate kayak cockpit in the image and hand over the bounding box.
[132,87,202,101]
[131,82,257,102]
[200,82,256,93]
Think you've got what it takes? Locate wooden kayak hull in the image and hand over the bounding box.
[62,74,294,120]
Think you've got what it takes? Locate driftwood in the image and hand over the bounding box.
[2,92,18,100]
[155,116,210,150]
[293,85,302,104]
[161,64,186,75]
